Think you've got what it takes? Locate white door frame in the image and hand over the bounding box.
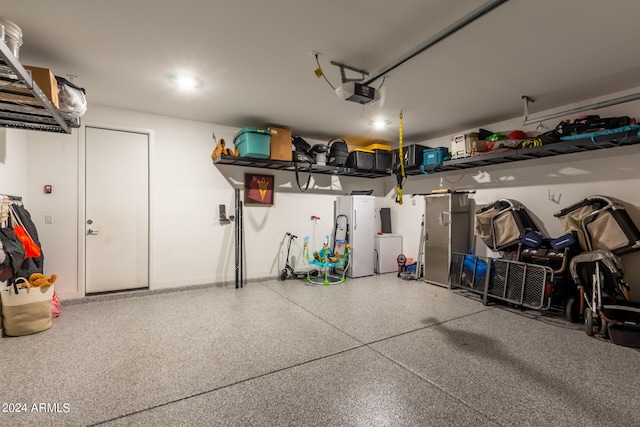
[77,122,155,297]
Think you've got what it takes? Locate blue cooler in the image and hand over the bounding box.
[233,127,271,159]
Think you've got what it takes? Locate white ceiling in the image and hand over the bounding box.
[4,0,640,143]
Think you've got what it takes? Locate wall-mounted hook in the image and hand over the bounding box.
[548,189,561,204]
[219,204,232,224]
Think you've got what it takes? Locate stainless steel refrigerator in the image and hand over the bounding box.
[335,195,375,278]
[424,193,470,287]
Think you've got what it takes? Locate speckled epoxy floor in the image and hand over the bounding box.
[1,275,638,427]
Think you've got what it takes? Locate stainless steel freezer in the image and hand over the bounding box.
[424,193,470,287]
[335,195,375,278]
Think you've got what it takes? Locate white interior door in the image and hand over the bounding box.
[85,127,149,293]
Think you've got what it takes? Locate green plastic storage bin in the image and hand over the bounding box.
[233,127,271,159]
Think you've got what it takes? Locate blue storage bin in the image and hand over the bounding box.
[463,255,488,278]
[233,127,271,159]
[423,147,450,166]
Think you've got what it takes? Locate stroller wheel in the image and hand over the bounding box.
[565,297,580,323]
[585,308,596,336]
[279,269,288,281]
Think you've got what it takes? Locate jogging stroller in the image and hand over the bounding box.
[570,250,640,346]
[519,232,581,320]
[554,195,640,255]
[475,199,541,256]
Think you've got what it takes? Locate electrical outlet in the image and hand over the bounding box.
[412,199,416,206]
[45,214,53,224]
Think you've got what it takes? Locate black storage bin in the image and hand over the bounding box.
[392,144,427,171]
[373,150,392,172]
[346,150,374,171]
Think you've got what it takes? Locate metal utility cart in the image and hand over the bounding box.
[449,252,555,310]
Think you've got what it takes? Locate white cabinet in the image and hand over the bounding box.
[374,234,402,274]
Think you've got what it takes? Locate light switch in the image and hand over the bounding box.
[45,214,53,224]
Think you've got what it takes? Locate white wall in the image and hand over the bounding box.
[5,85,640,301]
[20,105,385,299]
[388,86,640,300]
[0,128,28,199]
[24,130,78,298]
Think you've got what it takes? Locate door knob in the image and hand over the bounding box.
[87,228,100,235]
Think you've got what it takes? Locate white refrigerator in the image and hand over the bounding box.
[335,195,375,278]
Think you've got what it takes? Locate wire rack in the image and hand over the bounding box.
[449,252,554,310]
[0,40,79,133]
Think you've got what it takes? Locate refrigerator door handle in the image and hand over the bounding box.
[439,211,451,227]
[354,209,357,230]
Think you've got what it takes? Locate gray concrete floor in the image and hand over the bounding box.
[1,275,639,427]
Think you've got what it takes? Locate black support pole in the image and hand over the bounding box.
[240,197,244,288]
[234,188,245,289]
[235,189,240,288]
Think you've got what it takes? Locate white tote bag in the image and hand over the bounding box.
[1,278,53,336]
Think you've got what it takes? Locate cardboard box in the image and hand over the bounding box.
[23,65,59,108]
[267,127,292,161]
[451,132,478,159]
[471,139,488,156]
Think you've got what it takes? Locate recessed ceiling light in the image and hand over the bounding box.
[172,74,201,90]
[371,119,390,129]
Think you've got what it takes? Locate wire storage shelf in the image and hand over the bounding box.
[0,39,79,134]
[213,124,640,179]
[449,252,554,310]
[404,129,640,176]
[212,154,391,178]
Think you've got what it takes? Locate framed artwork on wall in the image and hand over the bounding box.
[244,173,275,206]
